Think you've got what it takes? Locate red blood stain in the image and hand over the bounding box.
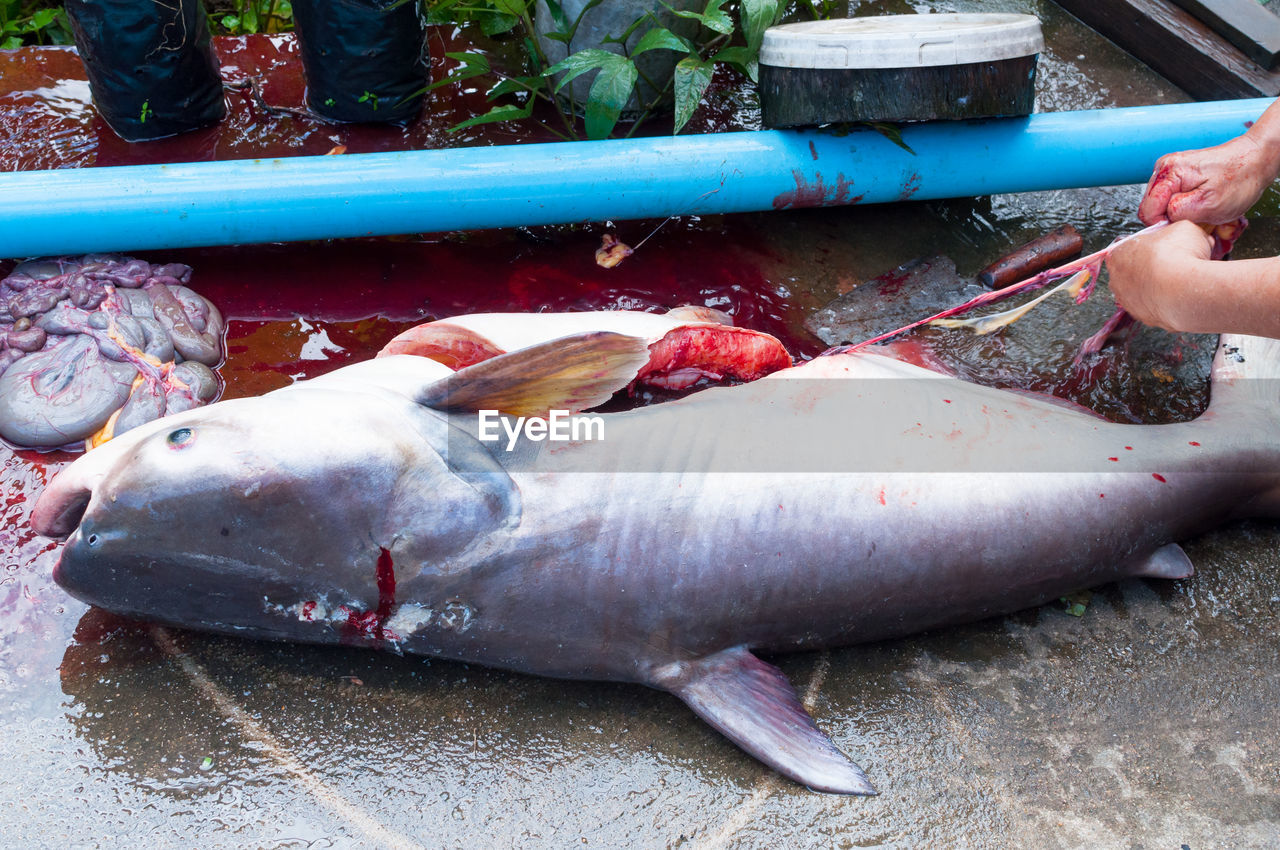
[808,140,819,161]
[341,605,380,637]
[1108,457,1118,462]
[376,547,396,625]
[1099,494,1105,498]
[772,170,857,210]
[943,399,952,404]
[874,268,912,297]
[1188,441,1200,447]
[898,172,922,201]
[1124,446,1133,451]
[1152,473,1167,483]
[339,547,397,642]
[301,601,316,620]
[877,488,886,505]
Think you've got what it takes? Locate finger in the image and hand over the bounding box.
[1172,220,1216,256]
[1138,171,1178,224]
[1165,190,1207,223]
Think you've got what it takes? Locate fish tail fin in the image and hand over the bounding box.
[1207,333,1280,517]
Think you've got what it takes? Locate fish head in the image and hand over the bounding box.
[32,383,520,634]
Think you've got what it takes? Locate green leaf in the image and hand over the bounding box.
[862,121,917,155]
[429,51,492,90]
[488,75,542,99]
[24,8,57,30]
[666,0,732,35]
[631,26,692,57]
[672,55,713,134]
[478,11,519,36]
[490,0,526,16]
[564,0,606,41]
[221,13,241,30]
[542,0,570,32]
[1060,590,1092,617]
[546,48,621,93]
[739,0,783,52]
[711,45,757,82]
[584,57,638,139]
[608,9,660,46]
[242,1,259,33]
[449,100,536,132]
[1,36,21,49]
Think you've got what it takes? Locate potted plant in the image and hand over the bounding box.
[427,0,845,140]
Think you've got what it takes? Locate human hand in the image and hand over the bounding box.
[1106,220,1215,332]
[1138,134,1279,226]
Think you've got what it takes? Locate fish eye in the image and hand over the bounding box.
[167,427,195,449]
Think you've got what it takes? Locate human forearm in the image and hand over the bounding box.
[1155,255,1280,337]
[1105,219,1280,338]
[1242,98,1280,171]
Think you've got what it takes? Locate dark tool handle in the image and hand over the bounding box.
[977,225,1084,288]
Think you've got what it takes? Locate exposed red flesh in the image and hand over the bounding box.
[637,326,792,391]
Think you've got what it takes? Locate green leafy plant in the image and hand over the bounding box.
[211,0,294,35]
[426,0,840,140]
[0,0,72,48]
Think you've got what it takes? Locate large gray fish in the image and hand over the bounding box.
[31,329,1280,795]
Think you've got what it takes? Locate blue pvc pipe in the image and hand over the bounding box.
[0,99,1270,257]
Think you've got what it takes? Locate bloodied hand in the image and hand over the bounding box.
[1139,99,1280,226]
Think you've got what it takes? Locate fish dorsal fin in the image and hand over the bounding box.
[1128,543,1195,580]
[415,331,651,416]
[656,646,877,795]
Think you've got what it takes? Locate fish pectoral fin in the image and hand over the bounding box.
[1127,542,1195,580]
[657,646,877,795]
[415,331,652,417]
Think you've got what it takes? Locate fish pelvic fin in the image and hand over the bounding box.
[415,331,651,417]
[1127,543,1195,581]
[655,646,877,795]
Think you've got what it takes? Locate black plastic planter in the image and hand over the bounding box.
[292,0,430,124]
[759,14,1043,128]
[66,0,225,142]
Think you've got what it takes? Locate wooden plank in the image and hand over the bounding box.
[1054,0,1280,99]
[1169,0,1280,68]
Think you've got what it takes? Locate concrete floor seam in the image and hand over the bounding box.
[909,662,1020,833]
[151,626,426,850]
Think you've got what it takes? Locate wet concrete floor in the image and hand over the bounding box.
[1,1,1279,847]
